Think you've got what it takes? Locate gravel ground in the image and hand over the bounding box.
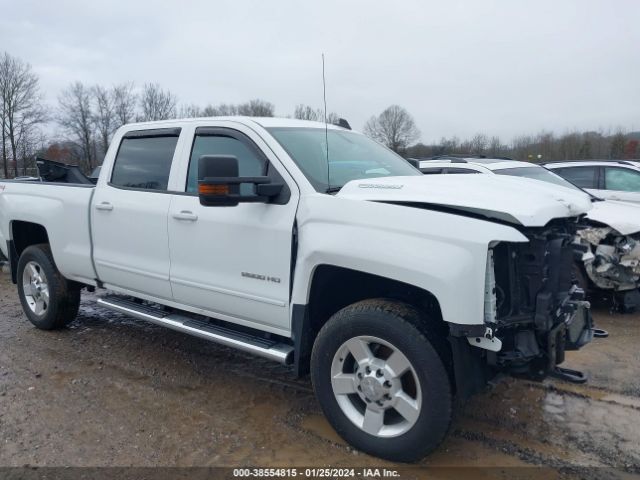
[0,270,638,477]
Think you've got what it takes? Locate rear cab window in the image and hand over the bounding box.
[110,128,181,191]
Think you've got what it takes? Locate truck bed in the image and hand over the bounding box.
[0,180,97,285]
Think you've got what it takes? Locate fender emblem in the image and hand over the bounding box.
[241,272,281,283]
[358,184,403,189]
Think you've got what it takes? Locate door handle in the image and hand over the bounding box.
[95,202,114,211]
[172,211,198,221]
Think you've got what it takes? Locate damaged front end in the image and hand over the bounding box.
[575,226,640,292]
[482,220,594,381]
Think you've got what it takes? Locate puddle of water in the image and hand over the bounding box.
[300,413,348,447]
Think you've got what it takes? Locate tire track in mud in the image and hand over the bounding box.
[456,378,640,473]
[451,429,630,479]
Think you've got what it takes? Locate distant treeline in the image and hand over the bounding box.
[405,130,639,162]
[1,50,637,178]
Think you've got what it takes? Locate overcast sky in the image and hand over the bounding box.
[1,0,639,143]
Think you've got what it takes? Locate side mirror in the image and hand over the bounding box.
[198,155,283,207]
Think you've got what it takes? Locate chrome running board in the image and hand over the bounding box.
[97,296,293,365]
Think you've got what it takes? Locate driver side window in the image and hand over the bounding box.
[186,134,266,194]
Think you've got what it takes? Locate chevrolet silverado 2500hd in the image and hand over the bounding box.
[0,117,593,461]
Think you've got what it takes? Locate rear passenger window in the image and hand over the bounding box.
[186,134,266,194]
[111,132,180,191]
[553,167,597,189]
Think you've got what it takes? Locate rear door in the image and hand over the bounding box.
[601,166,640,203]
[167,123,299,334]
[92,128,183,300]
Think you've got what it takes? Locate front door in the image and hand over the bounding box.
[168,126,298,333]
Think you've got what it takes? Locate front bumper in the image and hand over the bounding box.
[487,227,595,379]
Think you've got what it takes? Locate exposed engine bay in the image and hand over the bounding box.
[485,220,593,380]
[575,226,640,291]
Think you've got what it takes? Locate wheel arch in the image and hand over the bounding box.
[8,221,51,283]
[292,264,449,377]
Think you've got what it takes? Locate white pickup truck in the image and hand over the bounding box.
[0,117,594,461]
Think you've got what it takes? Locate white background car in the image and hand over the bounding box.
[544,160,640,204]
[417,156,640,305]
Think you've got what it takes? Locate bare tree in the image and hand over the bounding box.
[92,85,116,158]
[202,103,238,116]
[469,133,489,155]
[237,99,274,117]
[293,104,341,125]
[58,81,96,170]
[139,83,177,121]
[294,104,322,121]
[16,122,45,175]
[179,104,202,118]
[440,136,459,154]
[609,131,626,159]
[509,135,531,160]
[112,82,137,127]
[326,112,341,125]
[363,105,419,153]
[488,136,502,157]
[558,131,582,160]
[1,74,7,178]
[0,52,46,177]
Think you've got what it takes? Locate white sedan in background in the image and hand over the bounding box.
[416,156,640,308]
[545,160,640,204]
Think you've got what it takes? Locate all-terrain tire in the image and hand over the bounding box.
[311,299,452,462]
[17,244,80,330]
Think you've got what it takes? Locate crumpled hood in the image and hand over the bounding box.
[337,175,592,227]
[586,200,640,235]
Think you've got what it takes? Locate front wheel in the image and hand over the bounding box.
[311,299,452,462]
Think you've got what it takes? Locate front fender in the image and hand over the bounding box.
[292,196,527,327]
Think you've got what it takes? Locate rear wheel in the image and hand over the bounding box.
[17,244,80,330]
[311,299,452,462]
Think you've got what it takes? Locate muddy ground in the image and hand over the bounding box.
[0,269,639,478]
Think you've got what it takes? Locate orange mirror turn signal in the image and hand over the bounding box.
[199,184,229,196]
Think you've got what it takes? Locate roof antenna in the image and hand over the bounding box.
[322,53,330,192]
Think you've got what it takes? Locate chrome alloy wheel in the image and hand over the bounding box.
[22,261,49,316]
[330,335,422,438]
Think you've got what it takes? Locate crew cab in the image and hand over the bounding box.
[0,118,594,462]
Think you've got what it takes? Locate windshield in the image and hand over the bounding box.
[267,127,420,192]
[494,166,582,191]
